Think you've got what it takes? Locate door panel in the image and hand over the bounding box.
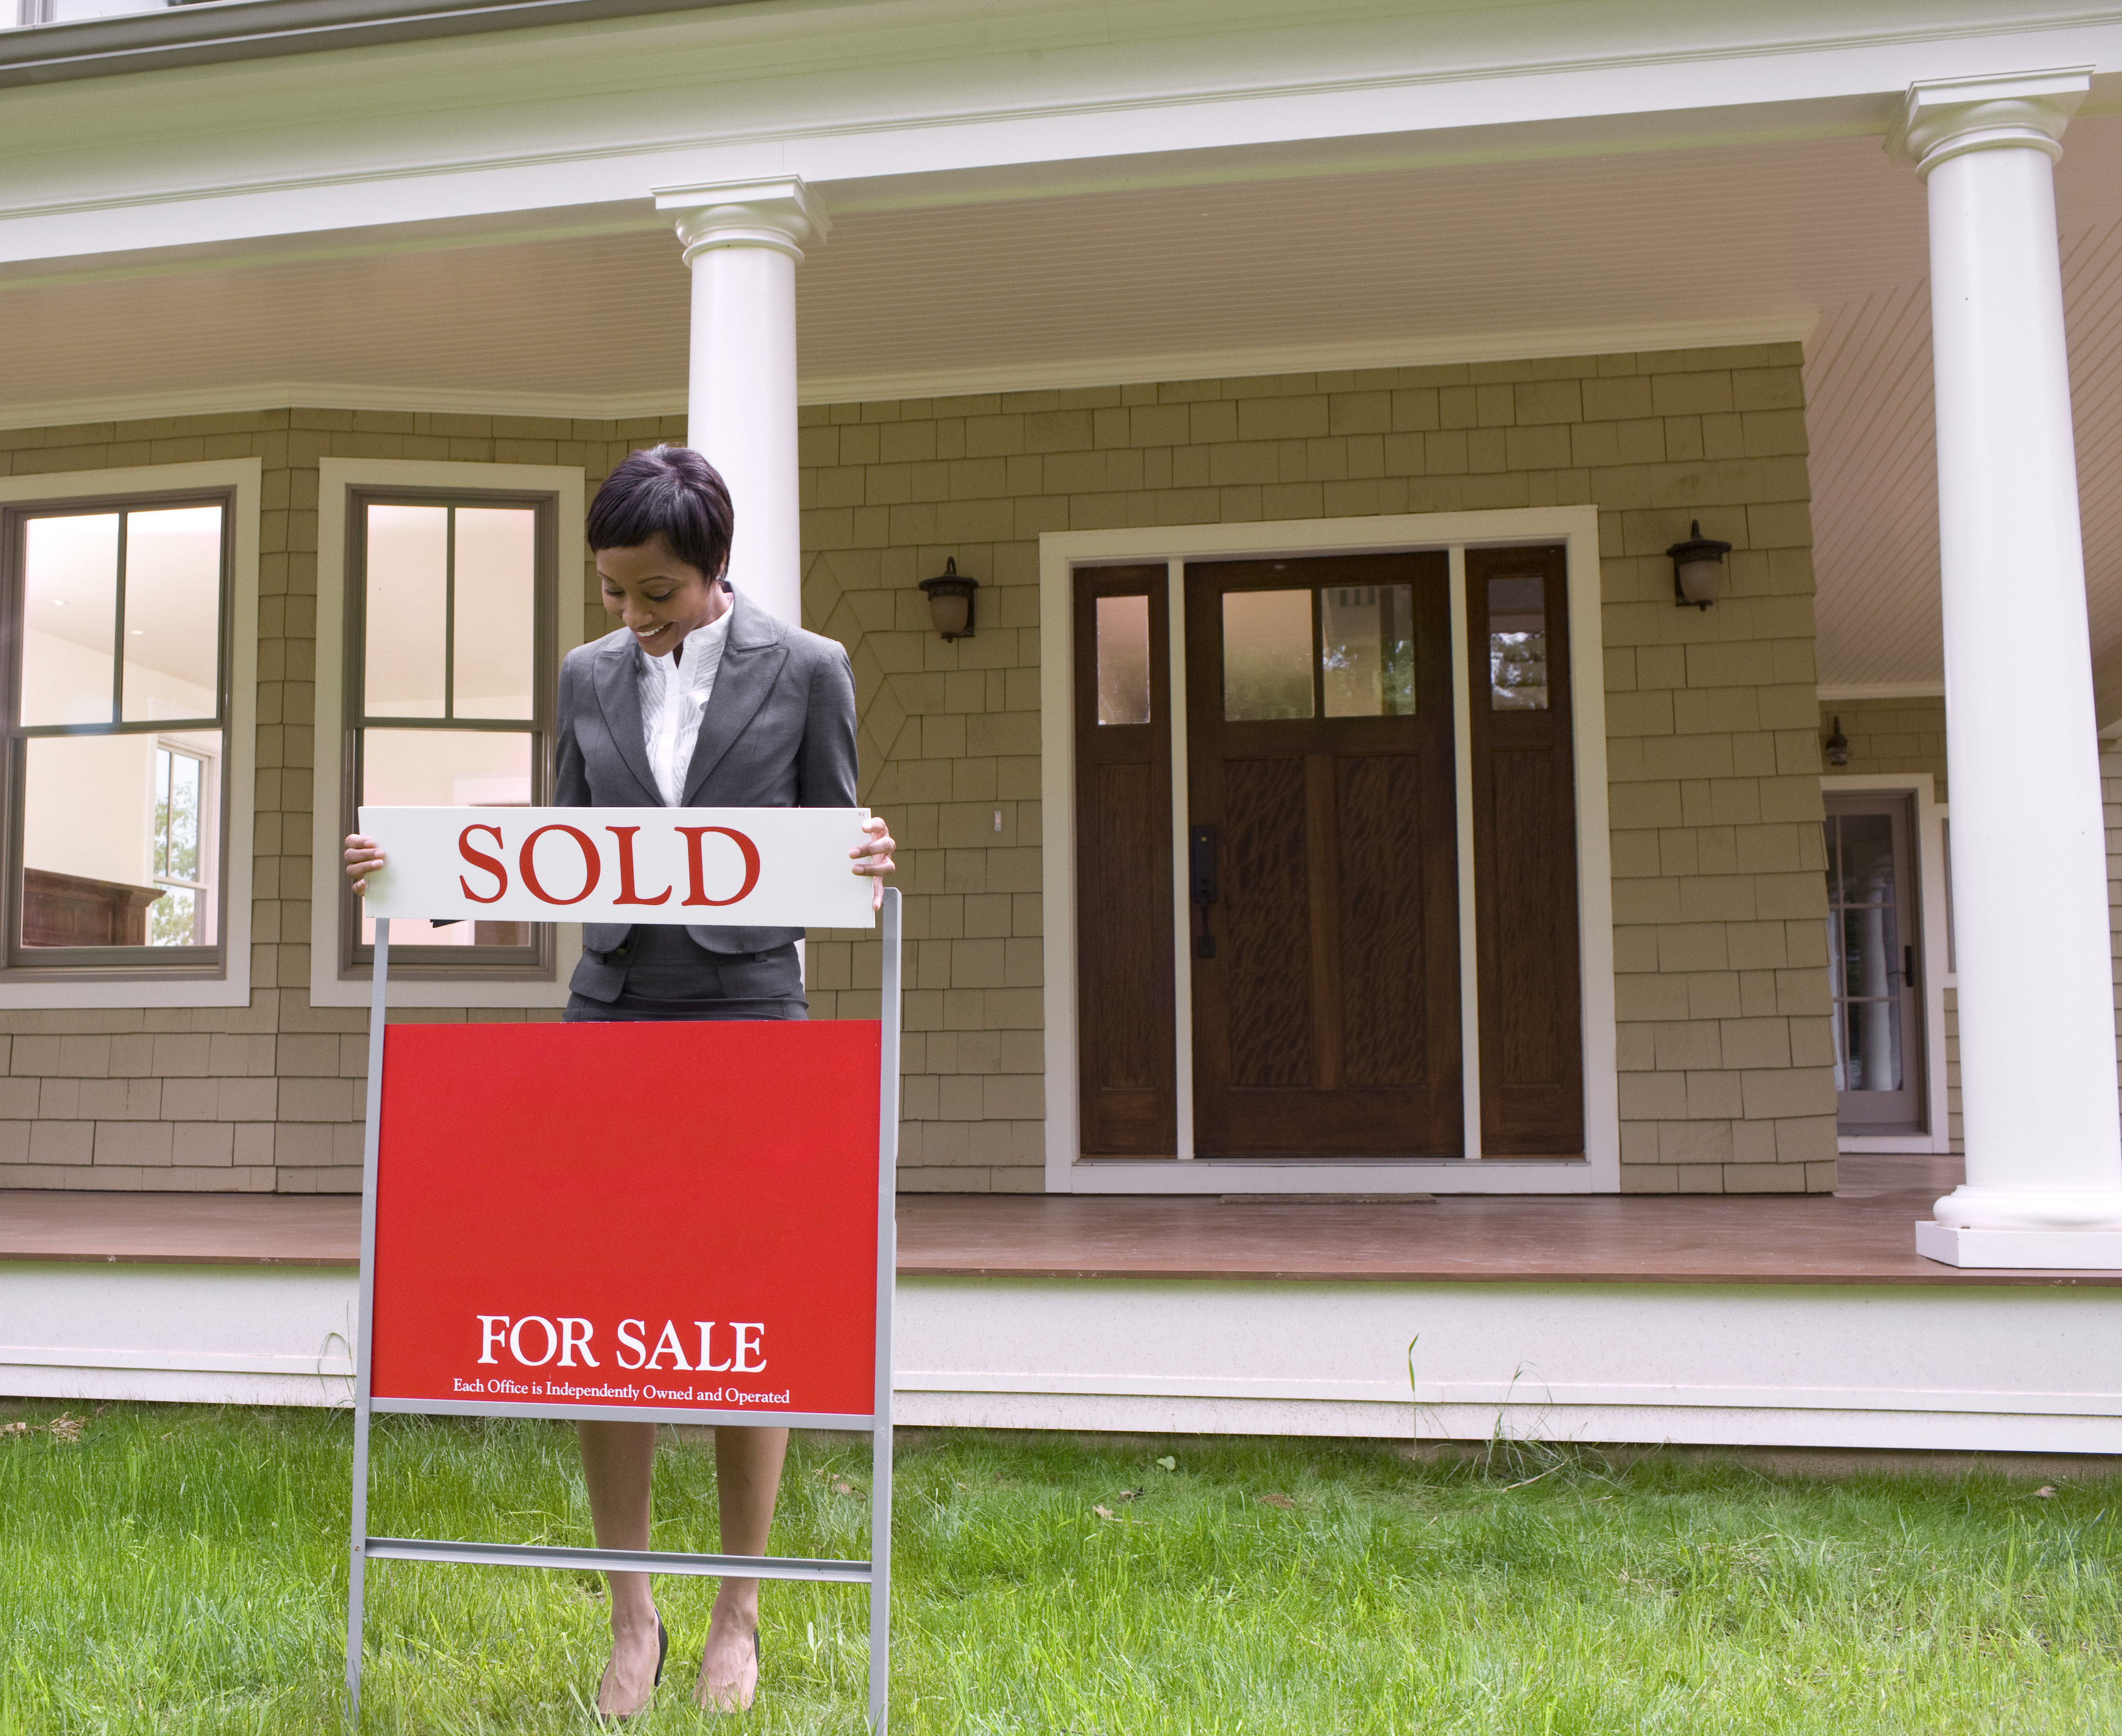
[1187,553,1461,1157]
[1223,755,1313,1089]
[1073,566,1176,1154]
[1337,754,1435,1091]
[1466,545,1584,1156]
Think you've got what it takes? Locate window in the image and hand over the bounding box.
[341,490,558,979]
[15,0,182,24]
[1,495,230,974]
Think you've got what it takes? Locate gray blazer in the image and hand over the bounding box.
[555,590,859,1001]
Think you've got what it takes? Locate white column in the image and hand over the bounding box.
[652,176,828,630]
[1895,70,2122,1268]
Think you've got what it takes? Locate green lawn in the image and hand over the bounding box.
[0,1402,2115,1734]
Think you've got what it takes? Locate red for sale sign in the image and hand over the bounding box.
[367,1019,881,1422]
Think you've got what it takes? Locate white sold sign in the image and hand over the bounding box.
[356,807,876,929]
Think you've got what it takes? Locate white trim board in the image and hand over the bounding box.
[0,460,260,1010]
[16,1260,2122,1454]
[5,0,2121,265]
[310,457,587,1009]
[1038,507,1619,1196]
[1823,773,1953,1156]
[892,1275,2122,1453]
[0,314,1819,437]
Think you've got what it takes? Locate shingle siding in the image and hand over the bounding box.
[0,344,1838,1195]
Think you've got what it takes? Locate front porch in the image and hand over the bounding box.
[8,1157,2120,1453]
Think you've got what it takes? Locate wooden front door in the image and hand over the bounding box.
[1184,554,1462,1156]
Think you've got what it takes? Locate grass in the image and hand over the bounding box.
[1,1403,2118,1734]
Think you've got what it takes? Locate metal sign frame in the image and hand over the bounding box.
[345,887,901,1730]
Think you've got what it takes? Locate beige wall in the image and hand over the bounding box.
[802,344,1837,1195]
[0,344,1840,1196]
[1819,696,1949,800]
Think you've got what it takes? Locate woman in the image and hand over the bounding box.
[345,445,895,1717]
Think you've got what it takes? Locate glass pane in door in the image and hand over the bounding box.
[1823,799,1923,1128]
[1221,590,1314,720]
[1095,594,1152,725]
[1322,585,1415,717]
[1485,574,1549,710]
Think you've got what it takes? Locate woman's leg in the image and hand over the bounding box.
[578,1419,662,1715]
[695,1424,789,1708]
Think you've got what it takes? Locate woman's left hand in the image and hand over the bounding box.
[850,814,896,910]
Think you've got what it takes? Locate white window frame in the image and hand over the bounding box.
[0,459,258,1010]
[1820,771,1954,1154]
[1039,507,1619,1196]
[309,458,587,1009]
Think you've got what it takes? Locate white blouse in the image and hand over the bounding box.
[636,607,733,807]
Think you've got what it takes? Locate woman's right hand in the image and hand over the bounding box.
[344,833,386,895]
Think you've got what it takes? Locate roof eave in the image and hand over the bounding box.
[0,0,761,88]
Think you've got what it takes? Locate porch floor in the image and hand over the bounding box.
[2,1156,2115,1286]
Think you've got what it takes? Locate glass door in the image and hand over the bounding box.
[1823,794,1925,1132]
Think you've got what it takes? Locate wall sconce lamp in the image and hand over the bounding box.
[1667,519,1733,609]
[919,557,979,641]
[1823,716,1851,768]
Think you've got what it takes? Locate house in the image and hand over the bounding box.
[4,0,2121,1452]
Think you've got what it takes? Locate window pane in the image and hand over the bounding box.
[1844,997,1904,1092]
[1322,584,1415,718]
[154,746,201,884]
[1487,574,1549,711]
[1222,589,1314,720]
[360,729,533,946]
[1837,813,1895,906]
[21,513,118,726]
[452,508,537,720]
[364,505,448,719]
[21,730,220,948]
[122,505,221,723]
[1095,594,1151,726]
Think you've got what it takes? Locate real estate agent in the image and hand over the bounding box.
[344,443,895,1717]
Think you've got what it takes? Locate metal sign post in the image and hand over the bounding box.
[345,868,900,1731]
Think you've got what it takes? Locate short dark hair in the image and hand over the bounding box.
[586,445,735,582]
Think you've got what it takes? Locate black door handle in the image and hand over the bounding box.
[1190,825,1218,906]
[1190,826,1218,958]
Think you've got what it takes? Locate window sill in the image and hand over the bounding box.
[0,971,247,1010]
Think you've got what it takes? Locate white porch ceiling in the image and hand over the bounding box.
[7,118,2122,698]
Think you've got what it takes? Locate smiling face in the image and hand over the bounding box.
[596,535,729,656]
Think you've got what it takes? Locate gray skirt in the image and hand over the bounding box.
[563,928,806,1023]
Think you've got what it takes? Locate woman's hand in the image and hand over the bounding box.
[344,833,387,895]
[850,814,896,911]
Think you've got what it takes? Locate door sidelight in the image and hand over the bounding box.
[1190,824,1218,957]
